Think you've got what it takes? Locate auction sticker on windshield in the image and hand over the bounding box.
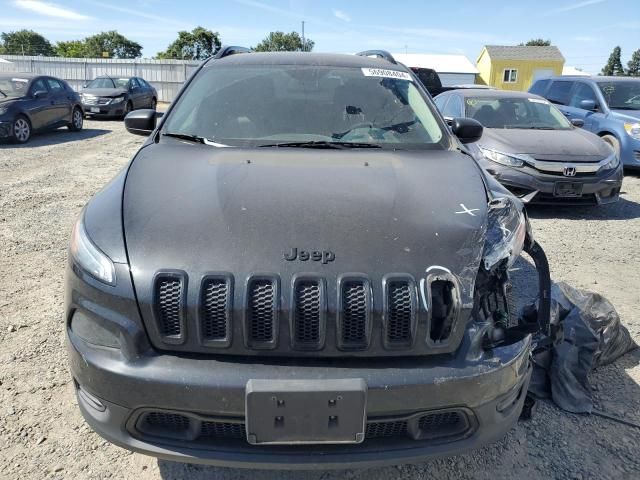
[361,68,412,81]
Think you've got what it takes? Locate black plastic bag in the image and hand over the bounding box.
[526,282,636,413]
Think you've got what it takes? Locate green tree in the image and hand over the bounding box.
[627,49,640,76]
[82,31,142,59]
[55,40,87,58]
[0,29,54,56]
[157,27,221,60]
[518,39,552,46]
[602,46,625,76]
[253,31,314,52]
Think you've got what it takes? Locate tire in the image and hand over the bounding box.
[150,98,157,111]
[601,134,620,157]
[12,115,31,144]
[122,101,133,119]
[68,107,83,132]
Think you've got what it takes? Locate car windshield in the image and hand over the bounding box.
[86,77,128,89]
[0,75,30,98]
[465,96,572,130]
[597,81,640,110]
[163,64,446,148]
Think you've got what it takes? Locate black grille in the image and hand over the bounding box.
[155,276,183,337]
[247,278,276,346]
[201,278,230,342]
[133,409,472,446]
[386,281,415,345]
[293,280,323,348]
[140,412,191,437]
[200,421,245,439]
[634,150,640,161]
[365,420,408,439]
[339,280,370,349]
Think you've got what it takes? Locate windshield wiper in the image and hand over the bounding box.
[259,141,381,149]
[613,106,639,110]
[0,89,6,98]
[162,132,228,147]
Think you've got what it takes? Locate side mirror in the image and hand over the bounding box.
[571,118,585,128]
[125,109,156,136]
[580,99,597,112]
[451,118,483,144]
[33,90,48,99]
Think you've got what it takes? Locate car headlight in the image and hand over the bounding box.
[482,196,527,271]
[478,146,533,168]
[0,106,8,116]
[70,213,115,285]
[600,151,620,171]
[624,123,640,140]
[110,96,125,104]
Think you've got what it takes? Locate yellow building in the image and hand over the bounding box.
[476,45,565,91]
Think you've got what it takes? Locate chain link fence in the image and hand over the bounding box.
[0,55,201,102]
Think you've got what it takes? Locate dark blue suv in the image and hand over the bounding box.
[530,76,640,169]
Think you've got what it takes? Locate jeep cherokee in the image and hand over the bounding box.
[66,48,551,469]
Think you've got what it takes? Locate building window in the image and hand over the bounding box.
[503,69,518,83]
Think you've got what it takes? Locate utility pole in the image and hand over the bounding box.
[301,21,305,52]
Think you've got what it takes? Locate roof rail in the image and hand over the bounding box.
[355,50,397,64]
[214,45,252,59]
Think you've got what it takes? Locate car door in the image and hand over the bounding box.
[137,78,153,107]
[128,78,143,109]
[25,78,53,130]
[45,77,71,125]
[565,82,602,131]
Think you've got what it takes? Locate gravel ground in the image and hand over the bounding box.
[1,119,639,480]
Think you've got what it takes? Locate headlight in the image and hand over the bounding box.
[110,96,125,104]
[600,151,620,171]
[482,196,527,271]
[0,106,8,116]
[478,146,533,168]
[624,123,640,140]
[70,213,115,285]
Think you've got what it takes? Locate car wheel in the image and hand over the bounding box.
[601,135,620,157]
[150,98,157,111]
[123,101,133,119]
[68,107,84,132]
[13,115,31,144]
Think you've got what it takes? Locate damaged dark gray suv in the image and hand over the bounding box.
[66,48,552,469]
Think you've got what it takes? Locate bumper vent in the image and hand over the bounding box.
[246,277,278,348]
[338,278,371,350]
[292,279,325,349]
[200,276,232,346]
[385,278,417,347]
[154,274,185,339]
[133,408,473,446]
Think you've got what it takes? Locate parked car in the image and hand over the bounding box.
[81,76,157,119]
[0,73,83,144]
[66,48,553,469]
[435,89,622,205]
[529,76,640,169]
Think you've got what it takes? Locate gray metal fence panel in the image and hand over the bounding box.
[0,55,201,102]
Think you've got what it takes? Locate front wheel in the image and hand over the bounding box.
[68,107,83,132]
[122,101,132,119]
[13,115,31,144]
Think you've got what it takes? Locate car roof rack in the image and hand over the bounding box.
[213,45,252,59]
[355,50,397,64]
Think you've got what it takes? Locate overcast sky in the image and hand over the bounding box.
[2,0,639,73]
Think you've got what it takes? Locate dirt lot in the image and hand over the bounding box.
[1,119,639,480]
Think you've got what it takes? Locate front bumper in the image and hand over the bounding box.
[68,323,532,469]
[82,101,125,117]
[480,159,623,205]
[619,135,640,168]
[0,119,12,139]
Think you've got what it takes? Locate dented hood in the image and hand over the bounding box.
[123,143,489,301]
